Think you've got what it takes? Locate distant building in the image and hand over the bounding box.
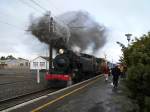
[0,60,7,69]
[0,58,29,69]
[30,56,49,70]
[16,58,30,68]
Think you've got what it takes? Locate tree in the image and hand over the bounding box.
[6,55,16,60]
[0,56,6,60]
[122,32,150,112]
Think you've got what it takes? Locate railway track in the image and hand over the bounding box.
[0,79,35,85]
[0,87,58,111]
[0,75,103,111]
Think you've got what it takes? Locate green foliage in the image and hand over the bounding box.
[0,56,6,60]
[122,32,150,111]
[0,55,16,60]
[144,96,150,112]
[6,55,16,60]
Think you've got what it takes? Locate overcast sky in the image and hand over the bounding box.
[0,0,150,62]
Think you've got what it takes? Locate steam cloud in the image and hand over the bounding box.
[29,11,107,53]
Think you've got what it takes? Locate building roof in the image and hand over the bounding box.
[41,56,49,61]
[30,56,50,62]
[18,58,29,61]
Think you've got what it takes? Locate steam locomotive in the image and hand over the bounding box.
[45,49,104,87]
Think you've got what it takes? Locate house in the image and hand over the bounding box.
[0,60,7,69]
[17,58,30,68]
[30,56,50,70]
[6,58,29,69]
[0,58,29,69]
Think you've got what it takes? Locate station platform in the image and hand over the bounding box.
[3,76,137,112]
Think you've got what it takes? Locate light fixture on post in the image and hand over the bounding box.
[125,33,132,46]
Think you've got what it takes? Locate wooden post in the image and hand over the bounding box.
[37,69,40,83]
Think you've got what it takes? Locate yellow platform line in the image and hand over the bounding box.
[31,78,100,112]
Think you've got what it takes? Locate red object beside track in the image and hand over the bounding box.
[45,74,70,81]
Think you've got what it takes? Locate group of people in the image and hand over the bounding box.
[103,64,126,88]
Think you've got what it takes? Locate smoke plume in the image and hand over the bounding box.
[29,11,107,53]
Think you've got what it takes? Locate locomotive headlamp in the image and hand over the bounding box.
[59,49,64,54]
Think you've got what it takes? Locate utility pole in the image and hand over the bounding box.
[47,11,53,73]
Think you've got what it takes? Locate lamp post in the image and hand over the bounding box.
[125,33,132,46]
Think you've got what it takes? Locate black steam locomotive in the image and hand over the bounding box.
[45,49,103,87]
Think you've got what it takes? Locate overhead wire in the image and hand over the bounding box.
[45,1,85,28]
[45,0,69,26]
[21,0,67,26]
[46,0,62,13]
[0,0,51,61]
[0,20,25,31]
[45,0,85,29]
[0,0,51,31]
[0,0,68,33]
[0,2,30,24]
[0,0,47,31]
[18,0,45,15]
[29,0,48,12]
[29,0,52,57]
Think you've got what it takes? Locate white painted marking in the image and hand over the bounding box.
[47,75,101,96]
[1,75,102,112]
[1,96,47,112]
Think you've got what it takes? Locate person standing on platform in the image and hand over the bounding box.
[111,65,121,88]
[103,64,110,82]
